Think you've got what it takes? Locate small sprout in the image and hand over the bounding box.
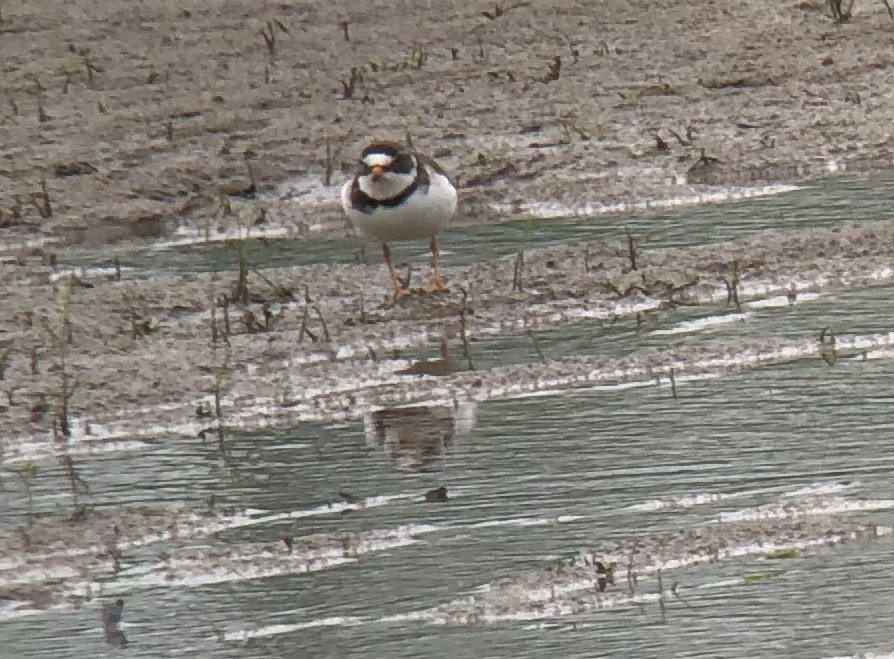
[313,305,331,341]
[338,20,350,41]
[511,250,525,292]
[260,21,277,58]
[687,147,720,175]
[29,178,52,218]
[719,260,741,312]
[37,98,50,122]
[542,55,561,83]
[458,286,474,370]
[481,3,504,19]
[669,127,693,146]
[340,67,362,99]
[624,227,639,272]
[819,326,837,366]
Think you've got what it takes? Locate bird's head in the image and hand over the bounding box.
[356,141,417,200]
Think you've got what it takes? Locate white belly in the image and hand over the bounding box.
[341,172,458,243]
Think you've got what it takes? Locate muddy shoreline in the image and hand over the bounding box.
[3,1,894,248]
[2,216,894,452]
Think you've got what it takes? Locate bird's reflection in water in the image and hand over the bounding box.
[100,598,128,648]
[364,402,476,472]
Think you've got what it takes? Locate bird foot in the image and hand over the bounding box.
[424,277,448,294]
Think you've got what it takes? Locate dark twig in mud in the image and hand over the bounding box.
[259,20,286,60]
[541,55,561,83]
[165,121,173,142]
[340,67,363,100]
[84,55,100,84]
[250,268,295,301]
[657,568,667,624]
[882,0,894,19]
[298,306,318,343]
[819,326,837,366]
[230,238,251,306]
[18,462,38,527]
[54,412,89,513]
[0,344,12,380]
[338,20,350,41]
[511,250,525,292]
[583,245,603,273]
[659,275,701,308]
[669,368,678,399]
[241,308,262,333]
[218,295,231,344]
[213,372,226,455]
[243,150,258,193]
[687,147,720,175]
[29,178,52,218]
[218,192,233,217]
[602,281,649,299]
[210,302,220,346]
[458,287,474,370]
[481,3,505,19]
[720,261,742,312]
[323,137,345,187]
[400,263,413,290]
[37,97,49,123]
[627,552,637,595]
[624,227,639,272]
[313,305,331,342]
[57,364,78,439]
[60,275,74,345]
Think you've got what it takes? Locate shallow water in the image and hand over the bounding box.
[58,171,894,276]
[5,173,894,658]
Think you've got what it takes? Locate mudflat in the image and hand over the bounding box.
[2,0,894,242]
[2,1,894,443]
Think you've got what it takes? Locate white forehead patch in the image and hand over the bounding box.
[363,153,394,168]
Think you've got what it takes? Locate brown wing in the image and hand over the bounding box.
[415,152,456,188]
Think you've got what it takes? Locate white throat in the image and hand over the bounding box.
[358,170,416,201]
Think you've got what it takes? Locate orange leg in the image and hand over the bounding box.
[424,236,448,293]
[383,243,409,300]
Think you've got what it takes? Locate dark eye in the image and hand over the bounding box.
[359,161,372,175]
[390,154,414,175]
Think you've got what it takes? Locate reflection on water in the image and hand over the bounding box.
[100,598,127,648]
[364,403,477,472]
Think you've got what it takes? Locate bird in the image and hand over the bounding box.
[341,140,458,300]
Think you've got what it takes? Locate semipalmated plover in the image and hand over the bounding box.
[341,140,458,299]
